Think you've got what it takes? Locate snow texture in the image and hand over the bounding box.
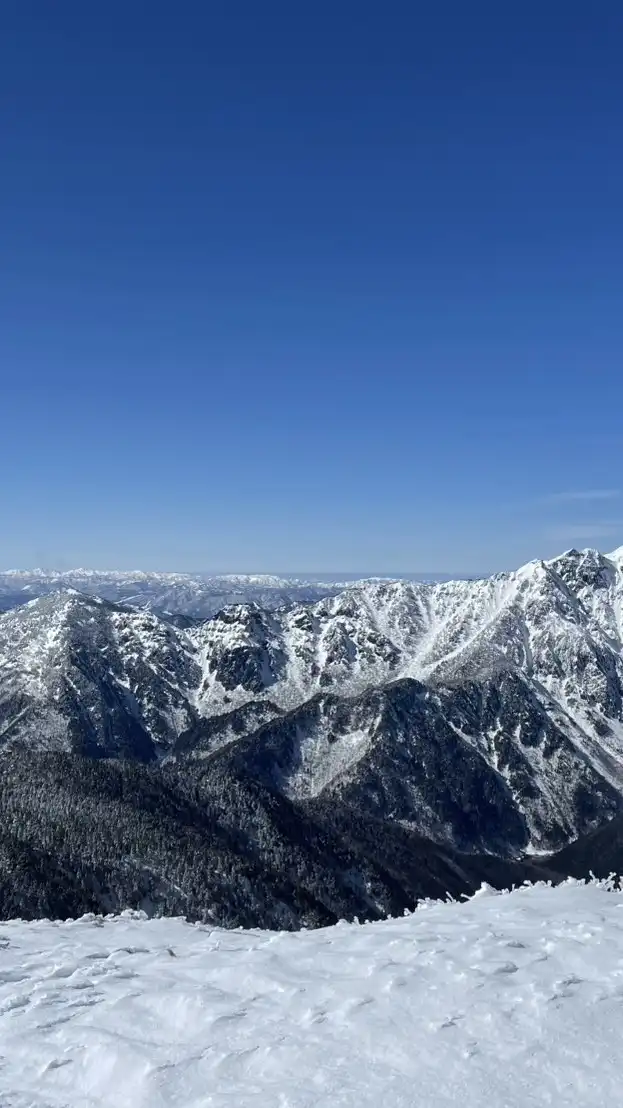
[0,880,621,1107]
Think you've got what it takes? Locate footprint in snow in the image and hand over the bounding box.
[41,1057,73,1073]
[549,974,584,1000]
[302,1008,327,1025]
[0,993,30,1014]
[0,970,28,985]
[44,963,80,980]
[475,961,519,976]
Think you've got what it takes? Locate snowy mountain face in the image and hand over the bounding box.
[0,569,346,618]
[189,547,623,720]
[0,592,200,757]
[183,546,623,851]
[2,547,623,920]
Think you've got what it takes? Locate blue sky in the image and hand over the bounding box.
[1,2,622,574]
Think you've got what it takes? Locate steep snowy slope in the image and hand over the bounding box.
[180,547,623,851]
[1,881,622,1108]
[191,548,623,722]
[0,592,199,757]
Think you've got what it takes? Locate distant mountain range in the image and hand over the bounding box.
[0,569,347,618]
[1,546,623,925]
[0,567,463,619]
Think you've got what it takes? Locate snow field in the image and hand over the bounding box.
[1,880,622,1106]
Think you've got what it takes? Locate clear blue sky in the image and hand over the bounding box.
[2,2,622,574]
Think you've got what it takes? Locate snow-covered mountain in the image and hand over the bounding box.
[184,546,623,849]
[193,545,623,718]
[0,591,200,757]
[1,547,623,863]
[0,568,347,618]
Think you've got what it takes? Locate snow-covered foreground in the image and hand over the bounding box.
[1,882,622,1107]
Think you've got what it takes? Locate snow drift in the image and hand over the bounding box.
[1,880,622,1107]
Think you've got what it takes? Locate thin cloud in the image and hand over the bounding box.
[538,490,620,505]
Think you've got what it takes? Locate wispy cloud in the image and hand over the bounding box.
[538,489,620,505]
[545,522,623,542]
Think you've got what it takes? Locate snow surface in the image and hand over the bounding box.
[1,881,622,1107]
